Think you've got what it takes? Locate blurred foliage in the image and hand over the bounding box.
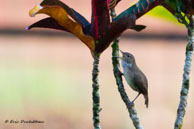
[146,6,183,26]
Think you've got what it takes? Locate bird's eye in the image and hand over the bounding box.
[127,55,130,57]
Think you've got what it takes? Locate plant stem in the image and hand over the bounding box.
[111,8,143,129]
[174,16,194,129]
[92,53,101,129]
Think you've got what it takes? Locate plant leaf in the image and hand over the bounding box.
[91,0,110,39]
[29,4,95,53]
[131,25,146,32]
[94,14,137,53]
[40,0,92,36]
[71,9,91,35]
[27,17,69,32]
[115,0,165,21]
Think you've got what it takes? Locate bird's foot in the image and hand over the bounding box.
[116,70,123,76]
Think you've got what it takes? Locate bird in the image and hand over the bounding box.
[119,50,149,108]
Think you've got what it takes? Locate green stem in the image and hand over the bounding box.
[111,8,143,129]
[92,53,101,129]
[174,16,194,129]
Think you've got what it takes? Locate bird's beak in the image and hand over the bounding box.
[119,49,124,54]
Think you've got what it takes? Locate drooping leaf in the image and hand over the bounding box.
[94,14,137,53]
[40,0,92,36]
[29,4,95,53]
[131,25,146,32]
[108,14,137,38]
[71,9,91,35]
[27,17,69,32]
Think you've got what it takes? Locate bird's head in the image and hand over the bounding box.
[120,49,135,64]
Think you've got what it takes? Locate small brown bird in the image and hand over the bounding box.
[120,50,149,108]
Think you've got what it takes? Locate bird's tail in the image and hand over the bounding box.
[144,95,149,108]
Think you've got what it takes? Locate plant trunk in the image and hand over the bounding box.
[92,53,101,129]
[174,16,194,129]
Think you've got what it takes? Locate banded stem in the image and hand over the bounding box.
[174,16,194,129]
[92,53,101,129]
[111,8,143,129]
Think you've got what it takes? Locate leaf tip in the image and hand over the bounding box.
[29,4,43,17]
[25,26,30,30]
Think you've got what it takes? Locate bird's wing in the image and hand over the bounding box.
[133,70,148,95]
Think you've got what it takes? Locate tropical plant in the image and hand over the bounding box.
[27,0,193,129]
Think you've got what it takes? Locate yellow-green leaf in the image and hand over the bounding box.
[146,6,183,26]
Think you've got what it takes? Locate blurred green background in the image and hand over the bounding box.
[0,0,194,129]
